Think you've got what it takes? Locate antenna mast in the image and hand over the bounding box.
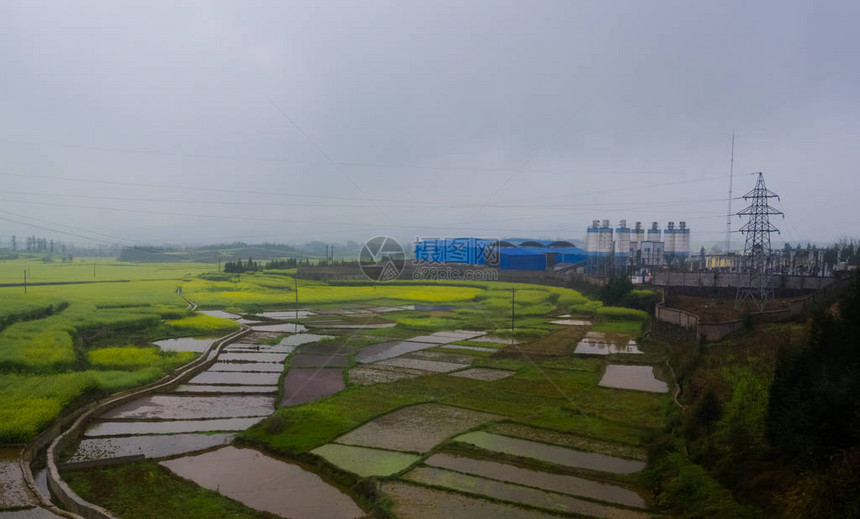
[725,132,734,253]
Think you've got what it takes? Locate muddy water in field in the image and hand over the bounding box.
[382,481,558,519]
[100,395,274,420]
[0,447,35,508]
[154,337,216,352]
[425,453,645,508]
[404,467,648,519]
[281,369,345,406]
[454,431,646,474]
[251,323,308,333]
[69,433,235,462]
[574,339,643,356]
[599,365,668,393]
[277,333,333,347]
[209,362,284,372]
[298,342,355,356]
[160,447,363,519]
[408,335,456,344]
[173,384,278,394]
[256,310,315,319]
[354,341,435,363]
[432,330,486,340]
[188,371,280,385]
[311,323,396,329]
[84,417,263,437]
[217,352,289,363]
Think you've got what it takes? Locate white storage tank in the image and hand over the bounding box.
[615,219,631,260]
[585,220,600,253]
[598,219,614,256]
[647,222,661,243]
[631,221,645,245]
[675,221,690,257]
[664,221,676,258]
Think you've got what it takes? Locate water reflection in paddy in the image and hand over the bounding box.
[154,337,215,353]
[84,417,264,437]
[160,447,363,519]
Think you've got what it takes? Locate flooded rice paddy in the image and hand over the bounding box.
[311,444,420,477]
[68,433,235,463]
[468,335,518,344]
[153,337,216,352]
[382,481,559,519]
[574,338,644,355]
[431,330,487,340]
[550,319,593,326]
[425,453,645,508]
[217,352,289,362]
[83,417,264,437]
[209,362,284,372]
[160,447,363,519]
[281,369,345,407]
[403,466,648,519]
[255,310,315,319]
[454,431,646,474]
[173,384,278,394]
[450,368,515,381]
[408,335,458,344]
[335,404,500,453]
[251,323,308,333]
[99,395,274,420]
[354,340,436,363]
[276,333,333,347]
[599,364,669,393]
[310,323,396,329]
[188,371,281,385]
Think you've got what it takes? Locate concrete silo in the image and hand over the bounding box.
[585,220,600,254]
[598,220,614,256]
[664,222,676,259]
[631,221,645,246]
[615,219,631,266]
[647,222,661,243]
[675,221,690,258]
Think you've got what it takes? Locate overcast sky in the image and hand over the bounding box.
[1,1,857,250]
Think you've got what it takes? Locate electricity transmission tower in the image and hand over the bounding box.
[735,172,783,311]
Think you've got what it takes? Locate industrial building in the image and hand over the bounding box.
[412,219,689,274]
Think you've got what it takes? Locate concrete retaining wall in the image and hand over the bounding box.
[653,271,835,291]
[26,325,250,519]
[655,276,853,342]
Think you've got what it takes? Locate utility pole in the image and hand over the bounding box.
[735,172,783,311]
[294,270,299,324]
[23,270,27,294]
[511,288,516,338]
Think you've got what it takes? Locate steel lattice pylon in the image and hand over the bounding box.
[735,172,783,311]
